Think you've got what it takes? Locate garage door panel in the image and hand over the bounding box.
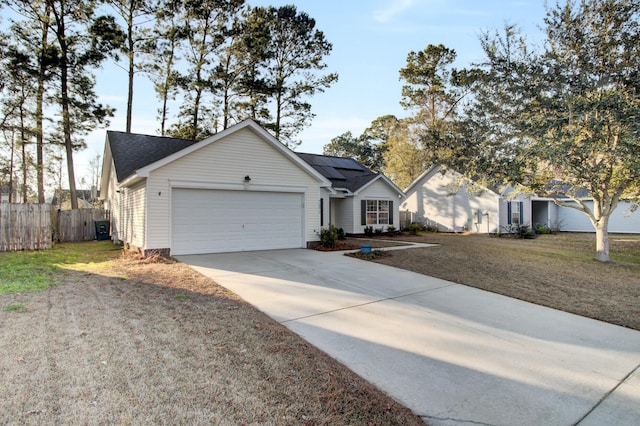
[171,188,304,255]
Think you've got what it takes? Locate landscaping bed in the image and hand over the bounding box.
[314,237,408,252]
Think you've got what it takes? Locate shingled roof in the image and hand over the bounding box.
[107,131,199,182]
[296,153,379,192]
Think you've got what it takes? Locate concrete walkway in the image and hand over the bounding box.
[177,249,640,425]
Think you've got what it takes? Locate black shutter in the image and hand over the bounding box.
[507,202,512,225]
[320,198,324,226]
[389,201,393,224]
[361,200,367,225]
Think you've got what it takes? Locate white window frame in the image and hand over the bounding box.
[366,199,390,225]
[511,201,521,225]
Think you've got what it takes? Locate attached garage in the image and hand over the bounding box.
[100,120,333,256]
[171,188,304,255]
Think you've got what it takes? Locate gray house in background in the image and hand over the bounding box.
[403,165,639,234]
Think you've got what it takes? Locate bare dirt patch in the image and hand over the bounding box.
[371,233,640,331]
[0,251,423,425]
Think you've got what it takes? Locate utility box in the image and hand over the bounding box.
[95,220,110,241]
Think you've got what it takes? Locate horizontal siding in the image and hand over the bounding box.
[146,127,321,250]
[333,197,354,233]
[558,201,640,233]
[498,194,531,230]
[352,179,401,234]
[106,161,122,243]
[402,169,500,233]
[127,181,146,248]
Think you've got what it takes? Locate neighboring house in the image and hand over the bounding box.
[298,153,404,235]
[51,188,98,209]
[503,191,640,233]
[402,165,501,233]
[404,164,639,234]
[1,186,18,203]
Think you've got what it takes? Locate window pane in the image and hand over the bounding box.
[379,213,389,224]
[379,200,389,212]
[366,213,378,225]
[366,200,377,212]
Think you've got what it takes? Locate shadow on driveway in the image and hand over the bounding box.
[178,249,640,426]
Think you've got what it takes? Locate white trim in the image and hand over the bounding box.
[353,174,405,197]
[169,187,306,254]
[404,165,439,194]
[405,164,500,198]
[169,180,307,193]
[131,120,333,190]
[99,136,113,200]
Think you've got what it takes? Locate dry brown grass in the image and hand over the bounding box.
[0,250,424,425]
[372,232,640,331]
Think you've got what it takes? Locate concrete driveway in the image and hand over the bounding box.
[177,249,640,425]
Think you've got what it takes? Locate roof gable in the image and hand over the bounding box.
[107,131,198,182]
[405,164,500,198]
[106,120,332,189]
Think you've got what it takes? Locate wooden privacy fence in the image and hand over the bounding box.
[53,207,110,243]
[0,204,111,252]
[0,203,52,251]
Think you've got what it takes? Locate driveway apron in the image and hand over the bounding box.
[177,249,640,426]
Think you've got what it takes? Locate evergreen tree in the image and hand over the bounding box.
[169,0,244,140]
[108,0,157,133]
[48,0,124,209]
[141,0,186,135]
[251,5,337,148]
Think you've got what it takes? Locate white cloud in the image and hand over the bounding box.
[372,0,417,23]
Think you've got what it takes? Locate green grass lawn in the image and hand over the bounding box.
[0,241,122,295]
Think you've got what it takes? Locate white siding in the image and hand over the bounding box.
[124,181,146,248]
[106,165,146,248]
[557,201,640,233]
[403,168,500,233]
[145,127,322,251]
[333,197,354,233]
[352,179,401,234]
[105,161,122,243]
[498,194,532,231]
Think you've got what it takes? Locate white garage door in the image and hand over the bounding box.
[171,188,304,255]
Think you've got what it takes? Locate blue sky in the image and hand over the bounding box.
[81,0,548,183]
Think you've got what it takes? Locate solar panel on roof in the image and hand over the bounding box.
[316,165,345,180]
[326,157,364,171]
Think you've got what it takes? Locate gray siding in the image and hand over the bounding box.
[557,201,639,233]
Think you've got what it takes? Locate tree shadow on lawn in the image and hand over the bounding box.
[0,250,423,425]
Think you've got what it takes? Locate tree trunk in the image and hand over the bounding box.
[9,132,15,203]
[275,88,282,140]
[125,2,134,133]
[36,3,50,203]
[57,10,78,210]
[594,218,610,262]
[20,102,28,203]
